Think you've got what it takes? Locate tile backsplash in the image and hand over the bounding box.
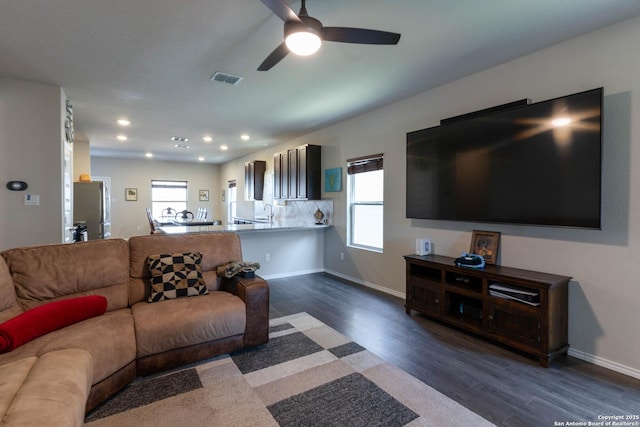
[253,171,333,226]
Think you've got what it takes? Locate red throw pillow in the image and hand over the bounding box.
[0,295,107,353]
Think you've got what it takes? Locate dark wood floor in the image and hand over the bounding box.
[268,273,640,427]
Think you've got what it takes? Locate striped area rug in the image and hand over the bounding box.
[85,312,494,426]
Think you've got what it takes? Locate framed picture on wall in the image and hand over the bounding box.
[325,167,342,192]
[199,190,209,201]
[125,188,138,201]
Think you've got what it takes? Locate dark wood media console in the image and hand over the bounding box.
[404,254,571,367]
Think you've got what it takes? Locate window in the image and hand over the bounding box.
[347,154,383,252]
[151,180,187,218]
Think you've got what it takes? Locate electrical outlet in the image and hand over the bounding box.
[265,253,270,262]
[340,252,344,261]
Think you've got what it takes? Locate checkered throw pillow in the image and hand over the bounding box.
[147,252,209,302]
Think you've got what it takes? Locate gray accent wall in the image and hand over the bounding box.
[0,78,66,250]
[299,16,640,377]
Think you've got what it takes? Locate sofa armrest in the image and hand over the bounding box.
[223,275,269,347]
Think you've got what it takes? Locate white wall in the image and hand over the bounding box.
[239,229,325,279]
[0,78,65,250]
[274,16,639,376]
[73,139,92,178]
[91,157,221,239]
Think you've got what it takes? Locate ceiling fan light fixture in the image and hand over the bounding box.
[286,30,321,56]
[258,0,400,71]
[285,19,322,56]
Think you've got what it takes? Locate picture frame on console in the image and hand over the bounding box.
[470,230,500,264]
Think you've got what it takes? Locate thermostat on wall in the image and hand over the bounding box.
[6,181,28,191]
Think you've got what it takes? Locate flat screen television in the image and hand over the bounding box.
[406,87,603,229]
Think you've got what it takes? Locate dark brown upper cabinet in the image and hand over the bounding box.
[245,160,266,201]
[274,144,321,200]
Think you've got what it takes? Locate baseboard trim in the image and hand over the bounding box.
[323,269,406,300]
[270,269,640,381]
[568,348,640,380]
[323,270,640,381]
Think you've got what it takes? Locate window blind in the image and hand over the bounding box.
[347,153,383,175]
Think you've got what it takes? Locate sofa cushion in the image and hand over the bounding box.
[1,239,130,311]
[0,295,107,353]
[132,291,246,358]
[128,233,243,304]
[40,309,136,385]
[0,349,92,427]
[0,356,36,421]
[0,309,136,386]
[147,252,208,302]
[0,257,22,325]
[0,257,18,315]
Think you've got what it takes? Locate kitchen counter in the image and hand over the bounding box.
[157,221,330,279]
[232,216,271,224]
[158,222,331,234]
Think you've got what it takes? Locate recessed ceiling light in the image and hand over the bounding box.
[241,134,250,141]
[203,136,213,142]
[220,145,228,151]
[117,119,130,126]
[198,156,205,162]
[116,135,127,141]
[145,152,153,158]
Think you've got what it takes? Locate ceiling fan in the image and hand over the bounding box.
[258,0,401,71]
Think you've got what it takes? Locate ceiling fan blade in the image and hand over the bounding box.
[323,27,401,45]
[259,0,302,23]
[258,42,290,71]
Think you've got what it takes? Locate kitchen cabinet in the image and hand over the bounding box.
[274,144,321,200]
[274,152,283,199]
[245,160,266,201]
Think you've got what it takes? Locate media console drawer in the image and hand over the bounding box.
[404,254,571,367]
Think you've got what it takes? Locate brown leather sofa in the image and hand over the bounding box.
[0,232,269,426]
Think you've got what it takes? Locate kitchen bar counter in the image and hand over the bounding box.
[157,222,330,278]
[158,222,331,234]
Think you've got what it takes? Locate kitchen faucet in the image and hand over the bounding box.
[264,203,273,222]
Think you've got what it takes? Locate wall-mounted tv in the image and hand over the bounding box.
[406,87,603,229]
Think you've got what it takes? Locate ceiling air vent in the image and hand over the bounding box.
[210,72,243,85]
